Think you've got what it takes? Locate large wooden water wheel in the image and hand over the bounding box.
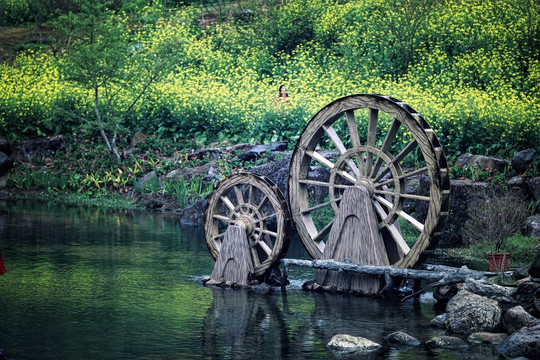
[288,94,450,268]
[204,173,292,278]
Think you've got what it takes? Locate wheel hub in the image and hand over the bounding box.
[235,214,255,236]
[355,178,375,198]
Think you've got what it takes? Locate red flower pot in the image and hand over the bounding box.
[486,253,510,272]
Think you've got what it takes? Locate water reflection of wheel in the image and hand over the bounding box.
[289,94,450,268]
[202,289,290,358]
[204,173,292,278]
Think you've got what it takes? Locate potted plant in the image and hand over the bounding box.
[462,190,529,272]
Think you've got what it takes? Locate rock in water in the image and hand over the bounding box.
[445,290,502,335]
[503,305,538,334]
[467,332,508,344]
[327,334,381,354]
[430,313,447,328]
[496,320,540,359]
[426,336,468,349]
[384,331,420,346]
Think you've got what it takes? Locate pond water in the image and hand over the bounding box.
[0,200,500,359]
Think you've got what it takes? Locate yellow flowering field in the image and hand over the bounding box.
[0,0,538,159]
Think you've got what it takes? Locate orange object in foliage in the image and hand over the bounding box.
[0,251,6,274]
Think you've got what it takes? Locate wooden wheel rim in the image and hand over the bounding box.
[288,94,450,268]
[204,173,292,277]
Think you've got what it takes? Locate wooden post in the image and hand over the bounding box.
[314,186,386,294]
[210,225,254,285]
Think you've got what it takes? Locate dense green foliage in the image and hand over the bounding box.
[1,0,539,159]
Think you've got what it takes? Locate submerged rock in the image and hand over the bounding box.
[327,334,382,354]
[467,332,508,344]
[384,331,420,347]
[426,336,468,349]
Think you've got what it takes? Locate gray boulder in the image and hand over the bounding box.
[327,334,382,354]
[503,305,538,334]
[16,135,66,162]
[514,281,540,318]
[136,170,157,188]
[0,138,11,155]
[512,149,537,173]
[457,153,509,173]
[446,290,502,335]
[383,331,420,346]
[177,198,208,226]
[530,252,540,279]
[426,336,468,349]
[496,320,540,359]
[239,142,288,161]
[528,176,540,203]
[507,175,528,196]
[464,278,516,303]
[248,153,292,200]
[467,332,508,344]
[430,313,447,328]
[0,151,13,176]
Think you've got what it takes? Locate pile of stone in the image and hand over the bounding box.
[327,257,540,358]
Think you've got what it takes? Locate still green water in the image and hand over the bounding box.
[0,200,499,359]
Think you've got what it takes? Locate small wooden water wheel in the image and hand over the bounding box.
[289,94,450,269]
[204,173,292,278]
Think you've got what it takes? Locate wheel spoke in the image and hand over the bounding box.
[250,245,261,266]
[261,212,279,222]
[376,195,424,231]
[345,110,366,176]
[373,140,418,183]
[386,223,411,255]
[248,184,255,204]
[220,195,236,211]
[335,169,357,184]
[366,108,379,175]
[372,201,411,255]
[374,189,431,201]
[307,150,334,169]
[375,166,428,188]
[213,214,232,222]
[256,239,273,256]
[299,179,349,189]
[257,195,269,211]
[234,185,244,205]
[323,124,347,154]
[371,119,400,178]
[258,228,278,239]
[312,218,335,242]
[301,197,341,215]
[213,232,226,241]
